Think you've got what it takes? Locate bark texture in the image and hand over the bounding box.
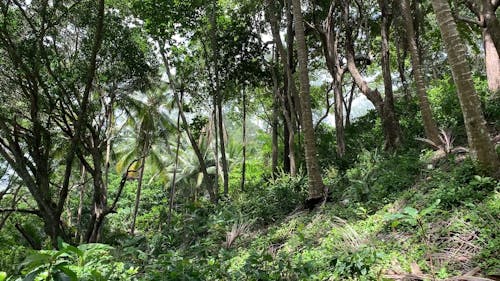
[432,0,500,177]
[400,0,441,144]
[484,29,500,92]
[292,0,325,200]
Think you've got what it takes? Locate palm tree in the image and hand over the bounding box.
[116,89,175,234]
[291,0,326,202]
[431,0,500,177]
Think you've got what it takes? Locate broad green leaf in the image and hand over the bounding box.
[403,207,418,218]
[54,265,77,281]
[20,253,52,270]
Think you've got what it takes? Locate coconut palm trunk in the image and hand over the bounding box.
[291,0,326,201]
[431,0,500,177]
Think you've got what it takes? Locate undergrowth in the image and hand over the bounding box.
[3,150,499,280]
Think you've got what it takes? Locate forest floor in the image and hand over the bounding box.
[189,153,500,281]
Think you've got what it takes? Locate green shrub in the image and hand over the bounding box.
[344,149,420,207]
[13,240,138,281]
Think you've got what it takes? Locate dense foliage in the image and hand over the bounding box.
[0,0,499,280]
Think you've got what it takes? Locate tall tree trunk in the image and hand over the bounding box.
[218,100,229,197]
[130,160,145,234]
[292,0,326,200]
[432,0,500,177]
[240,88,247,191]
[400,0,441,144]
[334,72,346,157]
[266,0,297,176]
[210,0,229,197]
[271,49,280,177]
[379,0,403,149]
[484,29,500,92]
[85,145,107,243]
[213,99,220,198]
[286,0,302,126]
[168,96,183,224]
[130,138,147,235]
[104,93,115,192]
[396,36,410,100]
[319,2,346,157]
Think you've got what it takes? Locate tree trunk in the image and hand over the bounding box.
[271,50,280,177]
[240,88,247,191]
[283,113,291,173]
[130,157,145,234]
[104,93,115,192]
[484,29,500,92]
[344,2,400,151]
[266,0,297,176]
[159,47,217,203]
[432,0,500,177]
[396,36,410,100]
[401,0,441,144]
[76,165,86,242]
[319,2,346,157]
[344,81,356,128]
[85,146,107,243]
[218,101,229,197]
[482,0,500,57]
[168,98,182,224]
[286,0,302,126]
[379,0,403,149]
[292,0,326,200]
[334,73,346,157]
[210,0,229,197]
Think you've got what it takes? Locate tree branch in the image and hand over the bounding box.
[0,208,41,216]
[453,12,484,26]
[106,158,144,214]
[314,83,334,130]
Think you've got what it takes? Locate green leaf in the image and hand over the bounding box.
[54,265,77,281]
[52,271,73,281]
[0,272,6,281]
[403,207,418,218]
[20,253,52,271]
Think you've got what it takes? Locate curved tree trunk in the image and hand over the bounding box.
[292,0,325,200]
[344,0,401,151]
[400,0,441,144]
[432,0,500,178]
[159,47,217,203]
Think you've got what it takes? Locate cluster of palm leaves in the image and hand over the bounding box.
[112,86,244,232]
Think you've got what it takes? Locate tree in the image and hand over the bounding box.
[0,0,105,247]
[453,0,500,92]
[400,0,441,144]
[292,0,326,202]
[312,1,347,157]
[266,0,299,175]
[431,0,500,177]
